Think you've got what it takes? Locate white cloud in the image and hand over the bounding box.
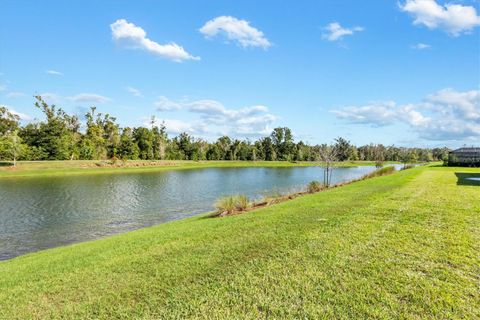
[400,0,480,36]
[125,86,143,97]
[154,96,277,137]
[331,88,480,141]
[322,22,364,41]
[6,92,25,98]
[46,70,63,76]
[331,101,397,126]
[110,19,200,62]
[154,96,184,111]
[3,106,31,121]
[0,85,7,91]
[69,93,111,104]
[199,16,271,49]
[38,92,61,104]
[411,43,431,49]
[427,88,480,121]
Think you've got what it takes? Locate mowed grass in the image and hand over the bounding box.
[0,160,397,179]
[0,166,478,319]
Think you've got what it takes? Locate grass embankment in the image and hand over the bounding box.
[1,166,479,318]
[0,160,396,179]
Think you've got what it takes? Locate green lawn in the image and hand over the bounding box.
[0,160,396,179]
[0,166,478,319]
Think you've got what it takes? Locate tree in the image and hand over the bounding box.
[0,130,26,166]
[0,106,20,135]
[151,118,168,160]
[271,127,294,160]
[32,96,79,160]
[333,137,355,161]
[260,137,276,161]
[318,144,337,187]
[118,127,139,160]
[216,136,232,160]
[133,127,154,160]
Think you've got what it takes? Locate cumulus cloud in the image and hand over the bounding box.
[110,19,199,62]
[46,70,63,76]
[322,22,364,41]
[400,0,480,36]
[331,101,398,126]
[125,86,143,97]
[38,92,61,104]
[427,88,480,121]
[411,43,431,49]
[3,106,31,121]
[69,93,112,104]
[331,88,480,141]
[199,16,271,49]
[6,92,25,98]
[154,96,277,137]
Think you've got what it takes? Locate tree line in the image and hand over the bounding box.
[0,96,450,164]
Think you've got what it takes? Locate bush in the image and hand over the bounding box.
[215,196,236,215]
[235,195,249,211]
[215,195,250,215]
[307,181,324,193]
[375,160,384,168]
[401,164,415,170]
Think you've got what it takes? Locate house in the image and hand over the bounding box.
[448,147,480,167]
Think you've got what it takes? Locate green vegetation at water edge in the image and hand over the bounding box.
[0,159,401,178]
[1,165,478,319]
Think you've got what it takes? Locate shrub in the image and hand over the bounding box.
[375,160,384,168]
[215,196,236,216]
[235,195,249,211]
[401,164,415,170]
[307,181,324,193]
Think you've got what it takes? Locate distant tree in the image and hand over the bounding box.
[0,130,26,166]
[333,137,355,161]
[31,96,79,160]
[133,127,154,160]
[260,137,276,161]
[118,127,139,160]
[216,136,232,160]
[271,127,294,160]
[0,106,20,135]
[151,118,168,160]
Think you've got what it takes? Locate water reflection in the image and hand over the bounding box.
[0,166,378,259]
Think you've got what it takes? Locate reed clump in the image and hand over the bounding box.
[215,195,250,217]
[307,181,324,193]
[214,165,399,218]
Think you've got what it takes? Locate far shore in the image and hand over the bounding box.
[0,160,401,179]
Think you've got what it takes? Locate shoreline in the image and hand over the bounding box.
[0,160,399,179]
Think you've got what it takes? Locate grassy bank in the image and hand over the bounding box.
[1,166,478,318]
[0,160,396,179]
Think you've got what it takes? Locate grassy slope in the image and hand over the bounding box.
[0,160,394,179]
[0,166,478,319]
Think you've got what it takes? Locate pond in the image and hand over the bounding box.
[0,166,382,260]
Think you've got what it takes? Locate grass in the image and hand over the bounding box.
[307,180,324,193]
[0,160,400,179]
[362,165,396,179]
[0,165,479,319]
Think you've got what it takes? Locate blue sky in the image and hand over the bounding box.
[1,0,479,147]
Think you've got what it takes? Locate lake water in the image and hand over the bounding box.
[0,166,380,260]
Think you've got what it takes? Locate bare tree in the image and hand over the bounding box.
[318,144,338,187]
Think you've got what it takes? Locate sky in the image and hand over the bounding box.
[0,0,479,147]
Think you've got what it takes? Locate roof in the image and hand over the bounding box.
[451,147,480,154]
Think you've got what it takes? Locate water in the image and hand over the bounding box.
[0,166,379,260]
